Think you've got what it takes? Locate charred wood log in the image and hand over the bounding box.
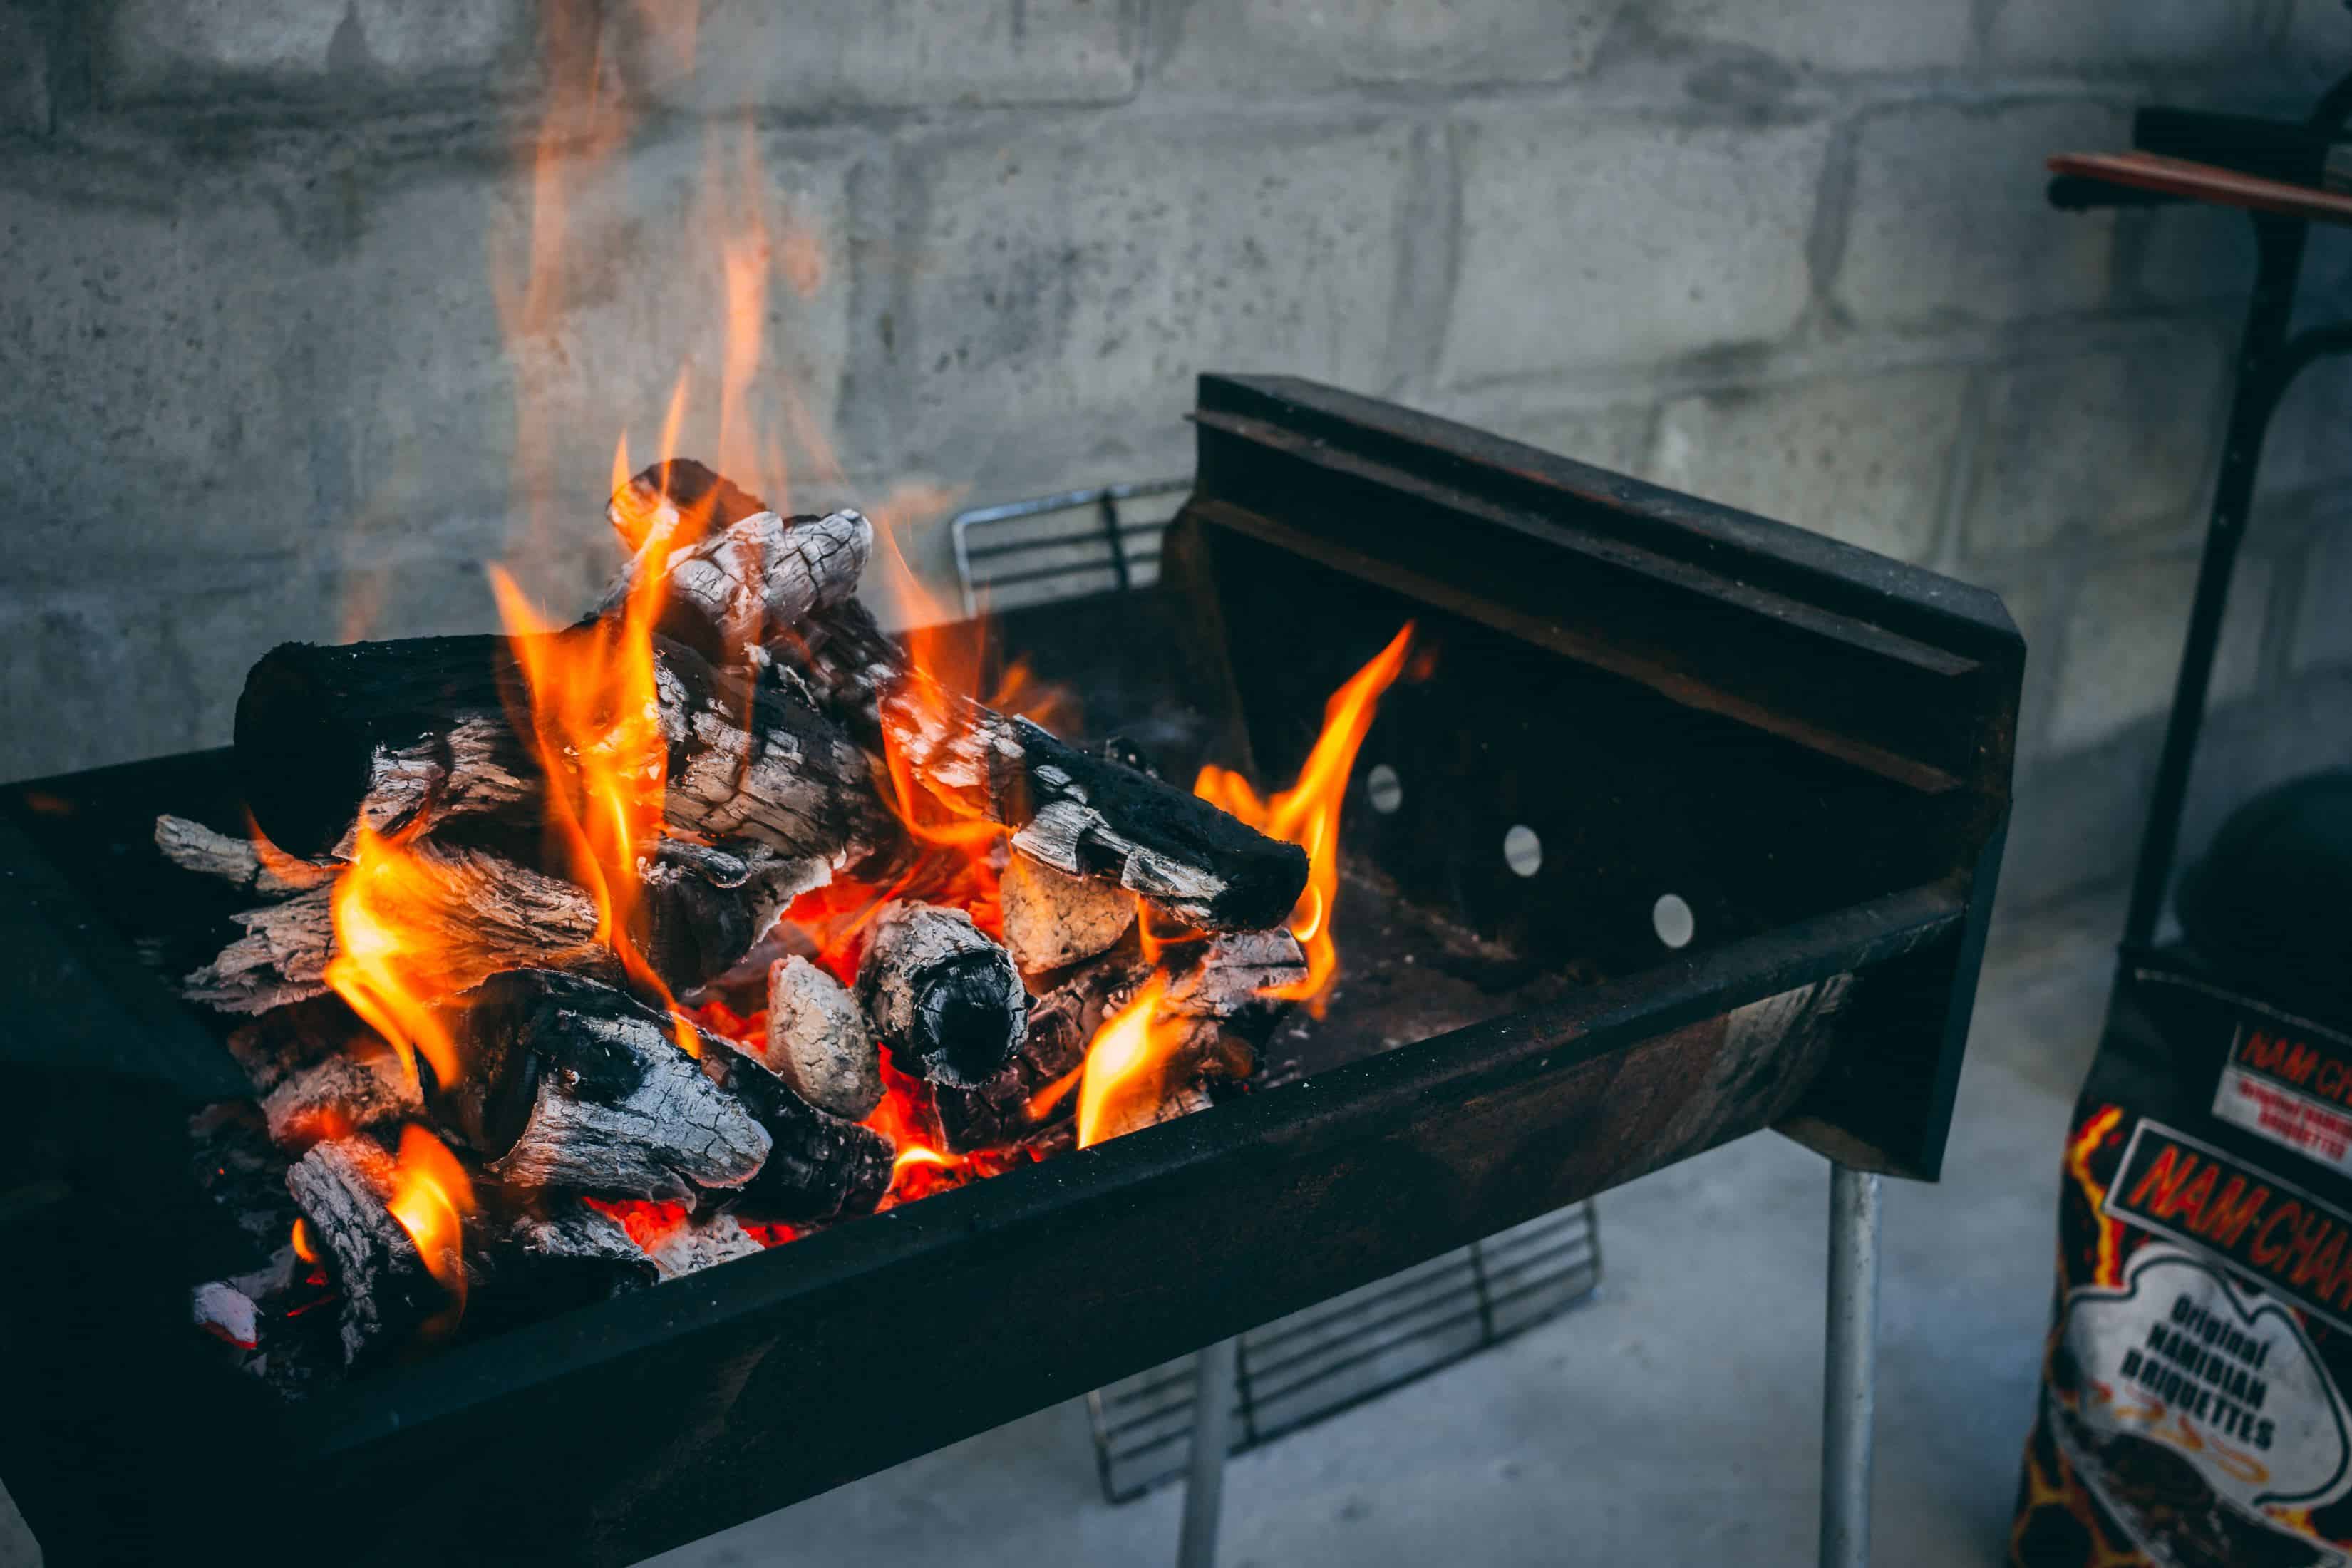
[934,949,1150,1155]
[783,599,1306,932]
[599,503,872,669]
[931,932,1300,1155]
[433,970,770,1204]
[181,845,613,1016]
[259,1045,422,1150]
[465,1195,657,1319]
[999,856,1135,975]
[284,1136,447,1365]
[636,1210,767,1282]
[234,633,883,872]
[699,1037,892,1224]
[762,954,883,1118]
[154,814,334,897]
[856,902,1028,1089]
[224,995,369,1093]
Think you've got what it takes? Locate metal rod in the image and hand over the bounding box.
[1177,1337,1240,1568]
[2122,213,2307,949]
[1821,1163,1882,1568]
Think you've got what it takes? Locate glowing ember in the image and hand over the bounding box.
[386,1125,475,1332]
[1076,974,1187,1150]
[1194,623,1414,1014]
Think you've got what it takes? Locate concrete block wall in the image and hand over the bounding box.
[1,0,2349,907]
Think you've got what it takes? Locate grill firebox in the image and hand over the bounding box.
[0,374,2018,1567]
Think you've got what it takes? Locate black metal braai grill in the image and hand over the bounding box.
[0,376,2020,1567]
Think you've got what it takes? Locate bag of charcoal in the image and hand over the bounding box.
[2013,774,2352,1568]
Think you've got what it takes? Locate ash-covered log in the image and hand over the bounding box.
[259,1045,421,1150]
[700,1038,892,1224]
[784,598,1307,932]
[1164,929,1307,1021]
[999,856,1135,975]
[763,954,883,1118]
[599,488,872,668]
[857,902,1028,1089]
[181,844,612,1016]
[154,814,334,897]
[223,995,368,1093]
[468,1196,658,1315]
[233,632,883,872]
[433,969,770,1204]
[284,1136,447,1365]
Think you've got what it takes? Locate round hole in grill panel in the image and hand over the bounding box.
[1503,825,1542,877]
[1653,892,1695,949]
[1366,763,1403,815]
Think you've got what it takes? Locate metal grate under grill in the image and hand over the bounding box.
[1087,1201,1603,1504]
[950,478,1190,615]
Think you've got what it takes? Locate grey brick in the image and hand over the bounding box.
[1965,331,2227,556]
[896,121,1413,503]
[0,170,345,580]
[99,0,537,105]
[0,589,197,778]
[2129,204,2257,306]
[1155,0,1613,91]
[0,2,50,134]
[2258,353,2352,500]
[1440,112,1828,383]
[2294,520,2352,674]
[1991,0,2262,70]
[1651,0,1973,72]
[2287,0,2352,76]
[2048,553,2268,751]
[610,0,1137,114]
[1837,100,2125,331]
[1649,367,1966,562]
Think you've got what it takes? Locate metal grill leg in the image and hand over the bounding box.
[1821,1163,1882,1568]
[1177,1337,1239,1568]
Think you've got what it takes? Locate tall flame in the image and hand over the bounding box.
[1193,623,1414,1013]
[322,825,463,1088]
[1076,975,1190,1150]
[387,1124,476,1333]
[488,465,702,1053]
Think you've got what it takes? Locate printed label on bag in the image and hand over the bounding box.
[2104,1120,2352,1334]
[2214,1022,2352,1176]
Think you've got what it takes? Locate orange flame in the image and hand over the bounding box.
[1194,624,1414,1013]
[290,1217,319,1265]
[489,486,705,1056]
[1076,975,1193,1150]
[386,1124,475,1332]
[322,825,463,1088]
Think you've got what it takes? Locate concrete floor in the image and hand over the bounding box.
[641,889,2123,1568]
[0,890,2116,1568]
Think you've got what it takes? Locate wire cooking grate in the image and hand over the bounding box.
[1086,1201,1602,1504]
[949,478,1191,616]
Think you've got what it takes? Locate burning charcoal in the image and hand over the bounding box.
[224,995,368,1093]
[434,970,770,1204]
[233,631,882,875]
[637,1210,765,1282]
[259,1046,422,1150]
[1163,929,1307,1022]
[597,476,872,666]
[783,598,1308,932]
[763,954,884,1118]
[999,856,1136,975]
[1090,1081,1216,1146]
[153,813,332,897]
[637,838,834,1001]
[856,902,1028,1089]
[934,949,1153,1155]
[701,1036,892,1224]
[284,1137,446,1365]
[465,1198,657,1319]
[182,844,612,1016]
